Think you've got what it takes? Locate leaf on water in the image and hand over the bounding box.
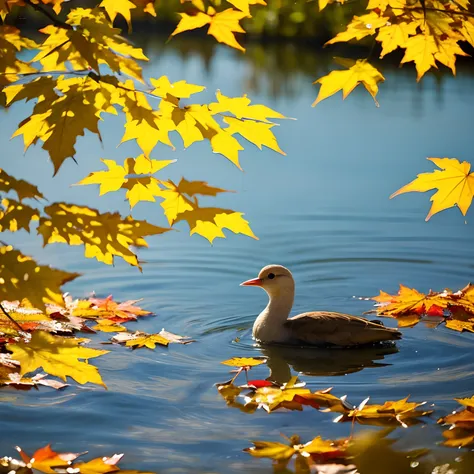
[390,158,474,220]
[217,376,347,414]
[5,446,150,474]
[158,329,195,344]
[15,444,83,474]
[336,396,432,427]
[92,320,127,333]
[0,245,80,311]
[372,284,449,316]
[171,8,247,52]
[438,395,474,447]
[371,282,474,331]
[86,295,152,321]
[0,168,44,201]
[221,357,267,367]
[0,353,20,368]
[0,373,68,391]
[7,331,109,387]
[244,434,350,473]
[313,59,384,106]
[445,319,474,333]
[110,330,193,349]
[37,203,170,269]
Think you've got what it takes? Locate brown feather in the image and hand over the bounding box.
[284,311,401,347]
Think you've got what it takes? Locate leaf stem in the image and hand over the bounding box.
[0,302,24,333]
[392,5,474,18]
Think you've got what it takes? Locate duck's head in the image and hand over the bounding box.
[240,264,294,296]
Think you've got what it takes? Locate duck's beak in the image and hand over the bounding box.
[240,277,263,287]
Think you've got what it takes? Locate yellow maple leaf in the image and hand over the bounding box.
[38,202,170,268]
[0,168,44,201]
[326,12,389,45]
[223,116,285,155]
[245,435,348,463]
[0,245,80,311]
[225,0,266,16]
[125,333,170,349]
[99,0,136,31]
[7,331,109,387]
[158,178,227,224]
[221,357,266,367]
[0,198,40,232]
[150,76,205,99]
[400,33,438,80]
[210,90,286,122]
[157,178,256,242]
[377,21,418,57]
[208,8,247,51]
[313,59,385,106]
[77,159,128,195]
[390,157,474,220]
[119,82,175,156]
[77,155,175,209]
[337,397,432,426]
[0,26,38,86]
[32,8,148,80]
[172,8,247,52]
[372,284,450,315]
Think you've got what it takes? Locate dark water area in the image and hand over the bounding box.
[1,36,474,473]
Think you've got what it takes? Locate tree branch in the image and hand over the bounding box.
[23,0,73,29]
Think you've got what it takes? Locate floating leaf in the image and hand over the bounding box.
[221,357,267,367]
[335,396,432,427]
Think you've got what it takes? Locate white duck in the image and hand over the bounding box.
[241,264,401,347]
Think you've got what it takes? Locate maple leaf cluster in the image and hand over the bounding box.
[438,396,474,447]
[314,0,474,106]
[0,293,193,389]
[372,282,474,332]
[0,444,150,474]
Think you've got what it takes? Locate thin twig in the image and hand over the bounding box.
[392,5,474,18]
[0,302,23,332]
[23,0,73,29]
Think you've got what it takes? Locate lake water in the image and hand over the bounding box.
[1,36,474,473]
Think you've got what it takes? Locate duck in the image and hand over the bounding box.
[241,264,401,347]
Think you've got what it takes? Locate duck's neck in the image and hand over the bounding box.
[252,285,295,343]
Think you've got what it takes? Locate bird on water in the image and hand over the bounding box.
[241,264,401,347]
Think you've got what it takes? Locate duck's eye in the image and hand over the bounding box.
[268,273,275,280]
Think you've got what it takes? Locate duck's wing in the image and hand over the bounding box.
[284,311,401,347]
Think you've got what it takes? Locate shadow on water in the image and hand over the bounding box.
[260,343,399,384]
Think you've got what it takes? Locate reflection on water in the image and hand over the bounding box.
[261,343,398,383]
[1,34,474,474]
